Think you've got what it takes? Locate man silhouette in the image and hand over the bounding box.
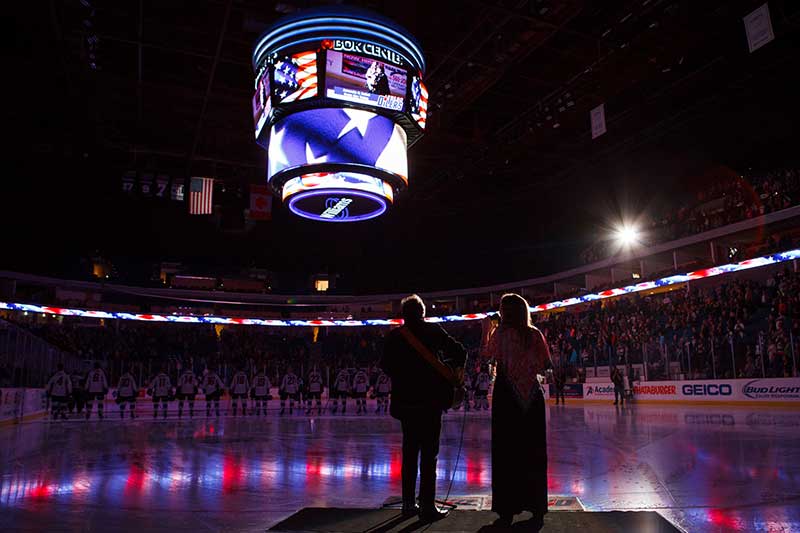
[382,295,466,522]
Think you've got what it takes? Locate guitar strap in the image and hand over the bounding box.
[398,326,460,386]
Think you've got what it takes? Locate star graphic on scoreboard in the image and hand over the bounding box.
[337,109,372,139]
[305,142,329,164]
[268,126,291,174]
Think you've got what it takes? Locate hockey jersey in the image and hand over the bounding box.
[203,373,224,395]
[47,371,72,397]
[252,374,271,396]
[281,373,299,394]
[307,371,323,393]
[85,368,109,394]
[150,373,172,397]
[230,372,249,395]
[334,370,350,392]
[352,370,369,393]
[117,373,138,397]
[475,372,492,391]
[178,371,197,394]
[376,373,391,393]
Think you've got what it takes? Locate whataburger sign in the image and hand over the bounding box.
[580,378,800,403]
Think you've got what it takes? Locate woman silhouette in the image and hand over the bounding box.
[483,293,553,530]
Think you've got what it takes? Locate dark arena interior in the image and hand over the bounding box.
[3,1,800,532]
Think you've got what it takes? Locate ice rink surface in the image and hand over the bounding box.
[1,401,798,532]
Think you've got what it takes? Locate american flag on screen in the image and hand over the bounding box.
[410,76,428,129]
[273,51,318,103]
[189,177,214,215]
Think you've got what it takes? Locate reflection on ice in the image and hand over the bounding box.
[1,404,798,532]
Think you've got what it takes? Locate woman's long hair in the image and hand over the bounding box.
[499,293,534,347]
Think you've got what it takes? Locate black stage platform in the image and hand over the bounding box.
[269,508,681,532]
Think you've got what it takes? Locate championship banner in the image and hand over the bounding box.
[171,179,185,201]
[590,103,607,139]
[155,175,169,199]
[139,173,154,197]
[122,171,136,194]
[744,3,774,53]
[248,184,273,221]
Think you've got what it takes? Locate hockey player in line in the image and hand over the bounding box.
[305,366,323,415]
[331,367,350,414]
[374,370,391,414]
[69,371,86,416]
[202,368,225,417]
[251,369,272,416]
[230,367,250,417]
[474,364,492,410]
[116,368,138,419]
[279,367,300,415]
[85,362,109,420]
[149,368,172,419]
[177,367,198,418]
[352,367,369,415]
[46,363,72,420]
[462,368,476,411]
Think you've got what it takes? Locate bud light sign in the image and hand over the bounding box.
[743,380,800,400]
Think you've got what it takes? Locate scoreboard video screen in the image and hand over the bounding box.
[325,51,407,111]
[250,7,427,222]
[252,66,271,139]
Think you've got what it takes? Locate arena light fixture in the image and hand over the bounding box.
[1,249,799,327]
[614,224,641,247]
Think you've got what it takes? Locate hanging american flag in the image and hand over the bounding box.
[189,177,214,215]
[273,51,317,104]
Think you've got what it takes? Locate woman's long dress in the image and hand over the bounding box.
[487,326,551,517]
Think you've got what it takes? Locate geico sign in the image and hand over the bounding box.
[681,384,732,396]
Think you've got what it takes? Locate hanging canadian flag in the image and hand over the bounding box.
[248,184,273,221]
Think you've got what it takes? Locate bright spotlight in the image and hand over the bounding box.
[615,225,640,247]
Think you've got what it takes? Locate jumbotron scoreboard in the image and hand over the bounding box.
[251,8,427,222]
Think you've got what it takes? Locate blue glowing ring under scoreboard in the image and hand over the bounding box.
[287,189,387,222]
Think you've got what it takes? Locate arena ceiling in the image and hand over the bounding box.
[6,0,800,293]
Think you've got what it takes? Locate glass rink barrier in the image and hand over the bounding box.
[0,388,47,425]
[0,319,82,388]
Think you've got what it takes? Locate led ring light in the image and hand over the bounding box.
[3,249,799,327]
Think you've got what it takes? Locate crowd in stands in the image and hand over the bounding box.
[536,267,799,381]
[1,262,797,392]
[581,168,800,264]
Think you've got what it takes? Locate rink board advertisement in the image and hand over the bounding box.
[578,378,800,404]
[0,388,47,423]
[549,383,583,398]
